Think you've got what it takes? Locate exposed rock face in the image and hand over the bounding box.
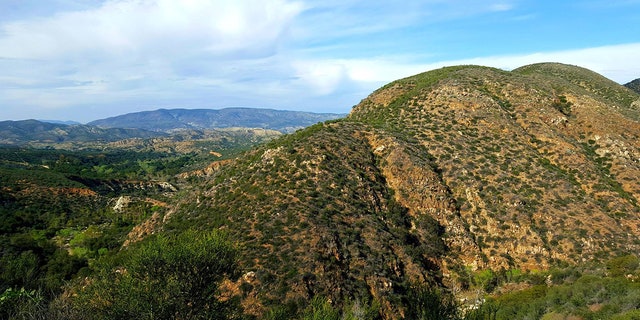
[366,133,483,270]
[123,211,163,247]
[113,196,131,212]
[178,160,233,179]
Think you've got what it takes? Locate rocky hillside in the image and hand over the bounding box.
[350,63,640,271]
[88,107,345,133]
[71,63,640,319]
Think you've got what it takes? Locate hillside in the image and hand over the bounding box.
[150,63,639,318]
[88,107,345,133]
[350,63,640,270]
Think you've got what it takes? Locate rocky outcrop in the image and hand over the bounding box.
[177,159,233,179]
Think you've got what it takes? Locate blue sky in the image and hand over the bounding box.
[1,0,639,123]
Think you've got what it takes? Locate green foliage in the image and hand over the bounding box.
[5,63,640,319]
[606,254,639,277]
[513,62,640,120]
[0,233,87,294]
[494,285,548,319]
[483,269,640,320]
[474,270,498,293]
[463,302,499,320]
[62,230,242,320]
[610,309,640,320]
[341,299,382,320]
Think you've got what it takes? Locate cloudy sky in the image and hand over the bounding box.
[1,0,639,123]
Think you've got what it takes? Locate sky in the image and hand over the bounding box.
[1,0,639,123]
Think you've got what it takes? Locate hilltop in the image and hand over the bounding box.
[350,63,639,270]
[88,107,345,133]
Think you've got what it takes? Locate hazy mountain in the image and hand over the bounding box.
[38,119,82,125]
[625,78,640,94]
[88,107,345,133]
[0,119,165,146]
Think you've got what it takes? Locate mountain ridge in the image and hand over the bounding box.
[0,119,166,146]
[88,107,345,133]
[0,107,343,147]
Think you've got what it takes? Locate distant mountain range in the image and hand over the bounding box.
[38,120,82,125]
[0,108,344,146]
[88,108,345,133]
[0,119,165,146]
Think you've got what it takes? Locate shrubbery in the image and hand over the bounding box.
[57,230,242,320]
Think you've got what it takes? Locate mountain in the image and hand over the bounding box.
[38,119,82,125]
[0,119,166,146]
[128,63,639,318]
[88,107,345,133]
[6,63,640,319]
[625,78,640,94]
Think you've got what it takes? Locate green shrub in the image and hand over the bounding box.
[63,230,241,320]
[610,309,640,320]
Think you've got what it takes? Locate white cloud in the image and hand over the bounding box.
[0,0,307,120]
[0,0,303,60]
[489,3,514,11]
[0,1,638,122]
[294,0,518,41]
[450,43,640,83]
[292,61,349,95]
[295,43,640,90]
